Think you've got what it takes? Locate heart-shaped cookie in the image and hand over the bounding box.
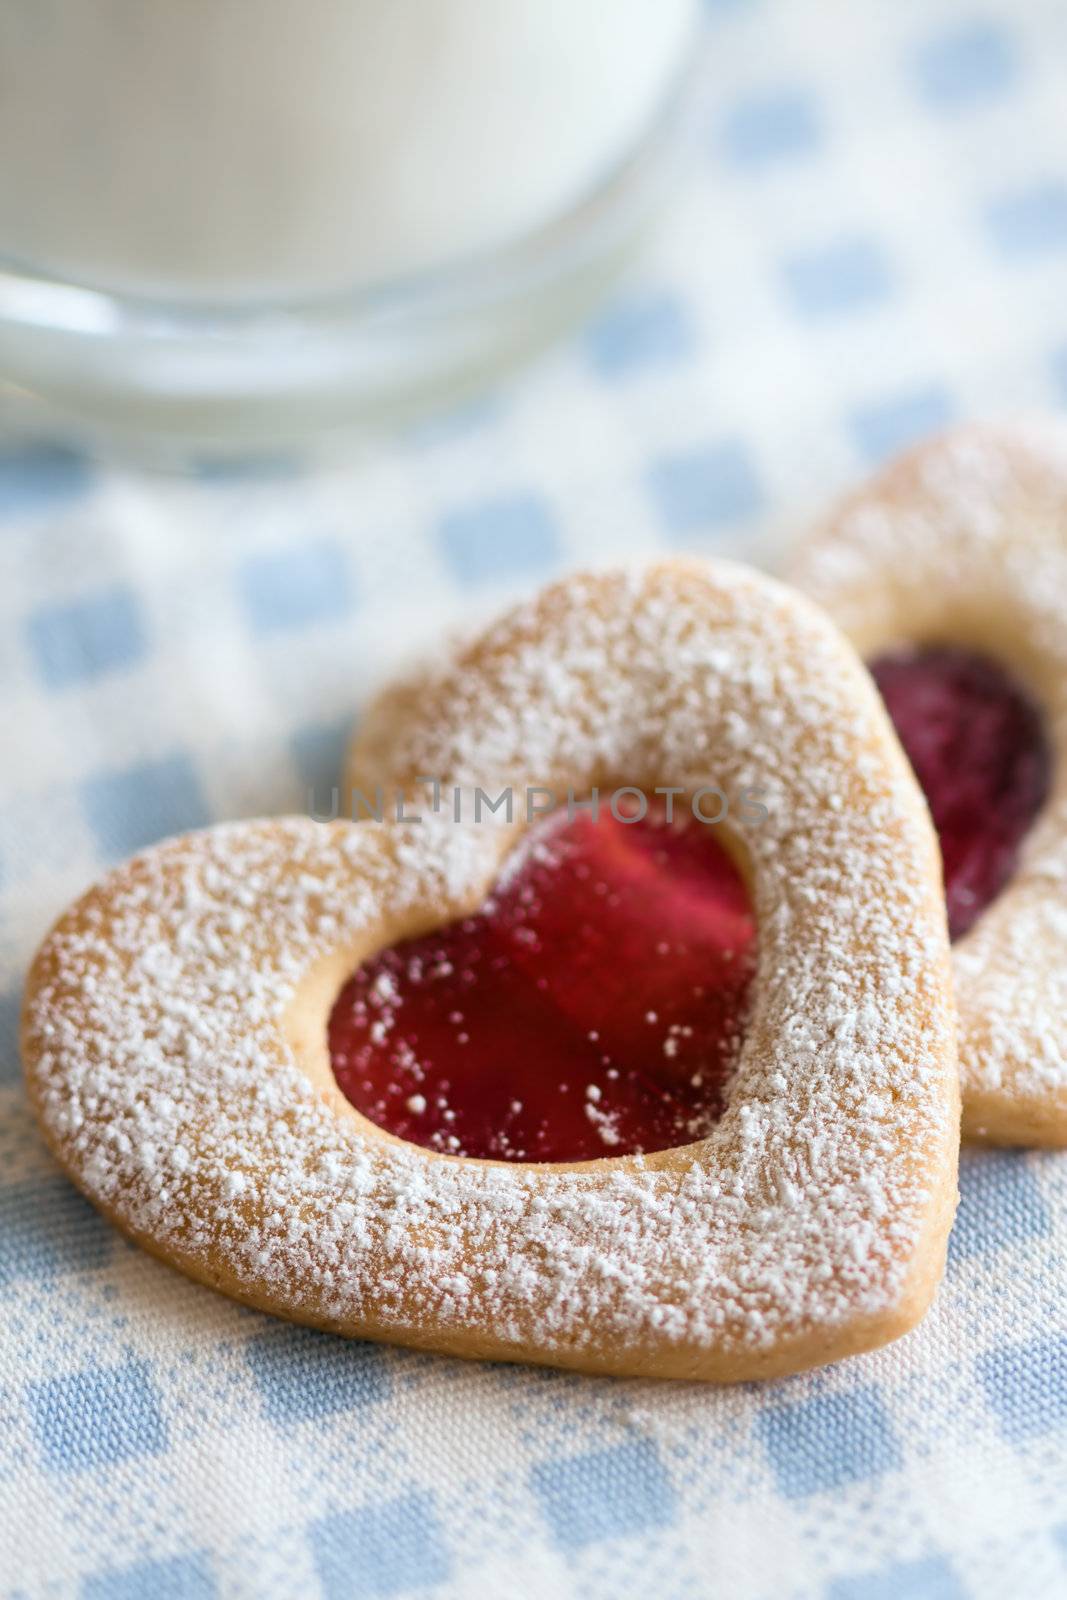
[792,423,1067,1147]
[25,559,958,1380]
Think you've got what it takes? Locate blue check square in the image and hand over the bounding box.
[721,87,820,165]
[586,289,696,379]
[986,182,1067,258]
[783,236,893,318]
[82,1554,217,1600]
[290,717,353,797]
[757,1386,902,1498]
[1051,345,1067,405]
[309,1491,451,1599]
[240,539,354,634]
[26,586,146,689]
[0,444,90,518]
[978,1334,1067,1443]
[28,1360,168,1472]
[0,1178,111,1282]
[246,1325,390,1426]
[81,753,210,860]
[849,386,954,464]
[648,439,763,537]
[438,493,560,585]
[531,1438,676,1551]
[827,1554,967,1600]
[949,1151,1051,1262]
[914,21,1018,110]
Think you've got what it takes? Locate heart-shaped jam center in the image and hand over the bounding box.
[869,646,1051,941]
[328,800,757,1162]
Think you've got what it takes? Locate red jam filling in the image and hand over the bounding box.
[869,646,1051,941]
[328,800,756,1162]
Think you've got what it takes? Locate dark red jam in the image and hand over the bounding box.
[328,800,757,1162]
[869,646,1051,941]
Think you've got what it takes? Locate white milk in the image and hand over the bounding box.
[0,0,697,303]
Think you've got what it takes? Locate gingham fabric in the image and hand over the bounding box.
[3,1,1067,1596]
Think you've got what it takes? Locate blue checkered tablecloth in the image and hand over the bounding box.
[3,2,1067,1596]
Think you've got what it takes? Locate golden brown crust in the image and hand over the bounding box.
[25,560,958,1380]
[791,422,1067,1147]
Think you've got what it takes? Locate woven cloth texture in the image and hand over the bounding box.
[3,1,1067,1595]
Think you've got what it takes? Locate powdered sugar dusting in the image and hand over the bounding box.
[25,560,957,1375]
[792,421,1067,1130]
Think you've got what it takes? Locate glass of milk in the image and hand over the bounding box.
[0,0,701,455]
